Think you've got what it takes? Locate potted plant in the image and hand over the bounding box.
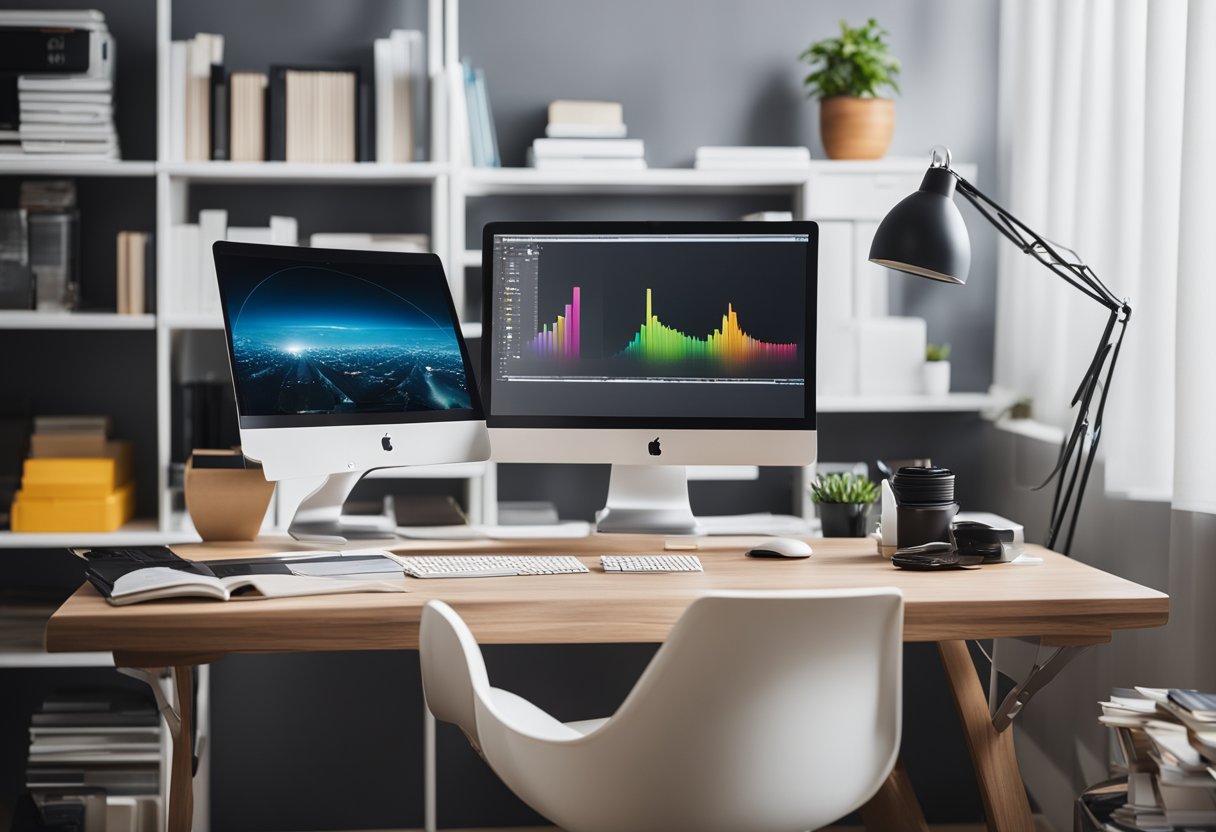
[924,343,951,396]
[800,18,901,160]
[811,472,880,538]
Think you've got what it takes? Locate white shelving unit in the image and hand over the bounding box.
[0,311,156,330]
[2,0,982,546]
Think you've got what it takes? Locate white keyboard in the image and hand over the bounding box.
[600,555,703,573]
[395,555,589,579]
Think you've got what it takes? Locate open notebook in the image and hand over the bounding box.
[107,566,406,606]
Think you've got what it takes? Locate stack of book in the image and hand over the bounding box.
[0,10,118,161]
[10,415,135,533]
[1093,686,1216,830]
[694,146,812,170]
[172,33,380,164]
[528,100,643,170]
[373,29,427,162]
[115,231,153,315]
[24,688,161,832]
[168,213,296,317]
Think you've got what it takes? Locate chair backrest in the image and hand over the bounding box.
[419,599,490,747]
[473,588,904,832]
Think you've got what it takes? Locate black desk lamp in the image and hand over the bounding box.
[869,146,1132,555]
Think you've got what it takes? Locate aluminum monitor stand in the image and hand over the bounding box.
[287,470,395,544]
[595,464,702,535]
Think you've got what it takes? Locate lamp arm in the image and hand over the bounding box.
[936,167,1132,554]
[949,173,1126,313]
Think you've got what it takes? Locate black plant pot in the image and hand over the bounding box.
[819,502,871,538]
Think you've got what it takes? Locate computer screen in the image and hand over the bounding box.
[214,242,483,430]
[482,223,816,429]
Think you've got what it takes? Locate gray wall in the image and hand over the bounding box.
[3,0,1005,828]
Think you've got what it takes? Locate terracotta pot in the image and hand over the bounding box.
[819,96,895,160]
[185,451,275,541]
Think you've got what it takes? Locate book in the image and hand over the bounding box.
[547,99,623,126]
[545,122,628,139]
[80,546,407,605]
[104,566,405,606]
[269,215,297,245]
[1170,690,1216,721]
[168,41,186,161]
[309,232,429,252]
[527,154,647,171]
[33,414,108,434]
[531,137,644,159]
[271,66,358,163]
[197,208,226,314]
[227,72,266,162]
[184,33,222,161]
[209,64,227,160]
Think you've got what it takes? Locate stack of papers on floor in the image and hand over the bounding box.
[1,10,118,161]
[529,100,644,170]
[694,146,811,170]
[1096,686,1216,830]
[24,687,161,831]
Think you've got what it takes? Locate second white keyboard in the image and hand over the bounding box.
[395,555,589,579]
[600,555,704,573]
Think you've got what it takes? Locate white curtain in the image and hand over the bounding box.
[995,0,1216,513]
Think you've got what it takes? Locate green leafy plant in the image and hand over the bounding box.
[926,343,952,362]
[810,472,880,505]
[800,19,901,100]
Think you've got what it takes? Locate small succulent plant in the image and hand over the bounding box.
[810,472,880,505]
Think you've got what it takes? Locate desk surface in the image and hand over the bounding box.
[45,535,1168,666]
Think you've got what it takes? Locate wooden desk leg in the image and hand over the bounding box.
[859,755,930,832]
[938,640,1034,832]
[167,666,195,832]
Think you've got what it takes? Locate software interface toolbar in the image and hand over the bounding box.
[489,234,810,421]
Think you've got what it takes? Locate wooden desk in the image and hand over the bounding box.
[46,536,1168,832]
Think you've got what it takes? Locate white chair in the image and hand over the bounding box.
[420,588,904,832]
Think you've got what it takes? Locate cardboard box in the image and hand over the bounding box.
[21,441,134,498]
[29,432,110,458]
[11,481,135,532]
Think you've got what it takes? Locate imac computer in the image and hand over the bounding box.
[213,241,490,542]
[482,221,818,535]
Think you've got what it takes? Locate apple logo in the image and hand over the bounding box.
[648,437,661,456]
[381,434,393,452]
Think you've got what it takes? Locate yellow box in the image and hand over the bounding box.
[11,482,136,533]
[21,441,133,498]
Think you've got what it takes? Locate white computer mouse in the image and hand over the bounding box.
[745,538,813,559]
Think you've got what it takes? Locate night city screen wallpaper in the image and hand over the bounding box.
[216,249,476,425]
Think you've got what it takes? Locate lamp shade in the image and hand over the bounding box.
[869,166,972,284]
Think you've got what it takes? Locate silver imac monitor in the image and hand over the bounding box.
[213,241,490,543]
[481,221,818,535]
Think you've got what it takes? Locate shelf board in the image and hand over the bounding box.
[0,311,155,330]
[817,392,1003,414]
[459,167,813,196]
[0,159,155,177]
[0,519,198,549]
[0,649,114,668]
[162,314,223,330]
[159,160,448,184]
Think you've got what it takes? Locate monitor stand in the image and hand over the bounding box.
[595,464,702,536]
[288,471,396,544]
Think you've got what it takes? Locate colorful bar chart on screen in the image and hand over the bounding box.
[529,286,581,359]
[621,289,797,363]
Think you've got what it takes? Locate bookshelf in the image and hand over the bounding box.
[2,0,983,546]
